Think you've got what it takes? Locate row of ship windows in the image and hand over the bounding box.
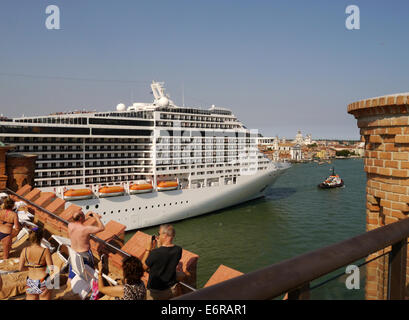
[159,107,231,116]
[15,146,150,152]
[14,116,154,125]
[35,175,144,187]
[156,138,256,144]
[2,137,151,144]
[157,160,251,165]
[35,169,243,180]
[160,114,235,122]
[35,159,266,169]
[36,168,147,177]
[95,200,191,215]
[36,155,151,161]
[157,152,247,157]
[37,162,151,169]
[95,111,153,119]
[156,122,241,129]
[157,148,247,152]
[15,145,252,153]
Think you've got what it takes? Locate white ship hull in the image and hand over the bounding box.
[64,166,287,231]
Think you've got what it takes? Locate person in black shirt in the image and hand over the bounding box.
[142,224,189,300]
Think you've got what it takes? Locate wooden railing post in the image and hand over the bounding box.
[387,239,407,300]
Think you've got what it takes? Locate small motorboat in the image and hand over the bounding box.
[318,167,344,189]
[129,183,153,194]
[98,186,125,198]
[157,180,179,191]
[63,188,94,201]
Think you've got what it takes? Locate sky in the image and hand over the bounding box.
[1,0,409,140]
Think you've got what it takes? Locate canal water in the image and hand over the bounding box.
[125,158,367,299]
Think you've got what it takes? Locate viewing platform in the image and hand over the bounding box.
[0,185,245,300]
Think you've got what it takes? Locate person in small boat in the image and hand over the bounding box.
[67,211,105,281]
[18,226,54,300]
[0,197,21,259]
[97,256,146,300]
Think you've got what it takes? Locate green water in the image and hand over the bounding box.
[125,159,367,299]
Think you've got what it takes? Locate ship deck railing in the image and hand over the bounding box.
[174,217,409,300]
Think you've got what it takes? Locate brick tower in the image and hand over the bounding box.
[0,142,14,189]
[6,153,37,191]
[348,93,409,300]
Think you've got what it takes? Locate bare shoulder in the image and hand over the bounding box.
[84,225,101,234]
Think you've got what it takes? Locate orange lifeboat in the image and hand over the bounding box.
[157,181,179,192]
[130,183,153,194]
[63,189,94,201]
[98,186,125,198]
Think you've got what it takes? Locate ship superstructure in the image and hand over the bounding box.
[0,81,290,230]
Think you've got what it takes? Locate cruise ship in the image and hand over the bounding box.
[0,81,290,230]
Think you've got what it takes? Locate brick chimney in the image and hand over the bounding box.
[6,153,37,192]
[348,93,409,300]
[0,142,14,189]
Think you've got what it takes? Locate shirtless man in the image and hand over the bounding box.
[67,211,104,280]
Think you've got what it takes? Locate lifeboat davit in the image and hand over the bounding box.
[157,181,179,192]
[130,183,153,194]
[98,186,125,198]
[63,189,94,201]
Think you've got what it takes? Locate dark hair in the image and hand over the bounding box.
[122,256,144,285]
[3,197,14,210]
[29,226,44,245]
[73,211,84,222]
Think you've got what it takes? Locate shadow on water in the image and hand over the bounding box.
[136,189,290,234]
[265,187,297,201]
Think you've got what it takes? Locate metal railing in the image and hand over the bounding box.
[174,218,409,300]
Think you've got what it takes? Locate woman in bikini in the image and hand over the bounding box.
[0,197,21,259]
[18,226,54,300]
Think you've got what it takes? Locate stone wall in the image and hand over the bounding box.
[348,93,409,300]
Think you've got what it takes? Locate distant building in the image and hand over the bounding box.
[293,130,314,146]
[290,143,303,161]
[258,131,309,161]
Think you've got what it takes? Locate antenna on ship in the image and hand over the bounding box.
[151,80,172,107]
[182,82,185,107]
